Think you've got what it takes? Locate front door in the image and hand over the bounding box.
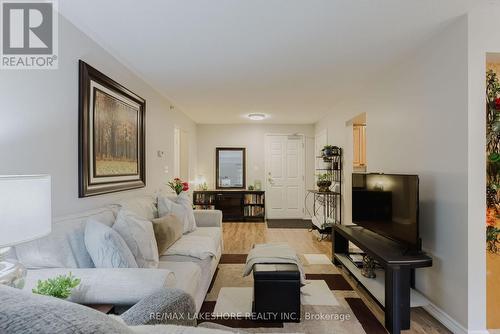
[265,134,305,219]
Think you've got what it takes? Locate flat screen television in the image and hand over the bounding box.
[352,173,420,251]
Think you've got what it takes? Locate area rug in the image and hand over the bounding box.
[266,219,312,229]
[198,253,387,334]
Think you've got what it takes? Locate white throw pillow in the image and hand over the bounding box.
[15,208,116,269]
[158,192,197,234]
[113,209,159,268]
[84,220,138,268]
[118,195,158,220]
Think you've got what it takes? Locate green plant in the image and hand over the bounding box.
[321,145,339,158]
[486,69,500,253]
[316,173,331,182]
[32,272,81,299]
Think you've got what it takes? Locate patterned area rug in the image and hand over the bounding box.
[198,253,387,334]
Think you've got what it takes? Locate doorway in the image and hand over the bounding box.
[265,134,305,219]
[352,113,367,172]
[174,127,190,180]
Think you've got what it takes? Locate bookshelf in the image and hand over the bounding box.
[193,190,265,222]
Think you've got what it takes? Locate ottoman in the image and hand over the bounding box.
[252,264,301,322]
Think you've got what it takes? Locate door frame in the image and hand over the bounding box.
[174,126,190,181]
[264,133,306,219]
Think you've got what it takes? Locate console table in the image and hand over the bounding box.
[332,224,432,334]
[193,190,265,222]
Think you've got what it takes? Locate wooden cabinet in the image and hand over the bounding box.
[353,125,366,167]
[193,191,265,222]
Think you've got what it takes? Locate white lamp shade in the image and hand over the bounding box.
[0,175,52,247]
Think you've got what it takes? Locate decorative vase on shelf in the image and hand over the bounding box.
[317,180,332,192]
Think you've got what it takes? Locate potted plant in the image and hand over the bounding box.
[316,173,332,192]
[32,272,81,299]
[322,145,339,158]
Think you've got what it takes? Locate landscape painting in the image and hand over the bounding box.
[79,60,146,197]
[94,89,139,177]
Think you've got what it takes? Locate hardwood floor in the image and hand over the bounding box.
[222,222,451,334]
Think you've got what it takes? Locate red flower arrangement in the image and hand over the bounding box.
[495,97,500,110]
[168,177,189,195]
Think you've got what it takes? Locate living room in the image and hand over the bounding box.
[0,1,498,334]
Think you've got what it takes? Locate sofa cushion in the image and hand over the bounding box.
[85,220,138,268]
[188,227,222,247]
[113,210,159,268]
[118,195,158,220]
[0,285,132,334]
[152,215,184,254]
[23,268,176,306]
[158,192,196,234]
[14,208,116,269]
[157,261,201,305]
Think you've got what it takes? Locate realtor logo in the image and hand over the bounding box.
[1,0,58,69]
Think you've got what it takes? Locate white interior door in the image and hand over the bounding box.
[265,134,305,219]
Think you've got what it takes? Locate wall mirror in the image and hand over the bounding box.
[216,147,246,189]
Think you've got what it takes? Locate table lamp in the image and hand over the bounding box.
[0,175,52,288]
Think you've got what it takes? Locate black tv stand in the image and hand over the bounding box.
[332,224,432,334]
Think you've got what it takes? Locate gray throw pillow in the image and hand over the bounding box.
[0,285,133,334]
[84,220,138,268]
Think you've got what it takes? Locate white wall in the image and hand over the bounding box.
[196,124,315,196]
[316,16,469,329]
[0,14,197,217]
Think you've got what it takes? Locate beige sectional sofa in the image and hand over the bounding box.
[9,195,223,312]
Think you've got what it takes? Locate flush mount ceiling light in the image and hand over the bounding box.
[247,113,267,121]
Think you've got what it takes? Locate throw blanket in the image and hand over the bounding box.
[163,235,217,260]
[242,243,307,284]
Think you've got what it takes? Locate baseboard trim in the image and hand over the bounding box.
[422,303,470,334]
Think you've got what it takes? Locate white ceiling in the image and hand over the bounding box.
[59,0,480,124]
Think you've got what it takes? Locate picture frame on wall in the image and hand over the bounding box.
[78,60,146,197]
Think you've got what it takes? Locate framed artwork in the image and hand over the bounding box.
[216,147,246,189]
[78,60,146,197]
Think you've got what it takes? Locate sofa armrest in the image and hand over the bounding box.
[121,288,196,326]
[194,210,222,228]
[23,268,176,305]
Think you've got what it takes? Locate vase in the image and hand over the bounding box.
[317,180,332,192]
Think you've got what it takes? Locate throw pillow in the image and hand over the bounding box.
[158,192,197,234]
[84,220,138,268]
[113,210,159,268]
[0,285,134,334]
[118,195,158,220]
[152,215,184,254]
[14,208,116,269]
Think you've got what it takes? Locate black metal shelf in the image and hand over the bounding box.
[306,147,343,239]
